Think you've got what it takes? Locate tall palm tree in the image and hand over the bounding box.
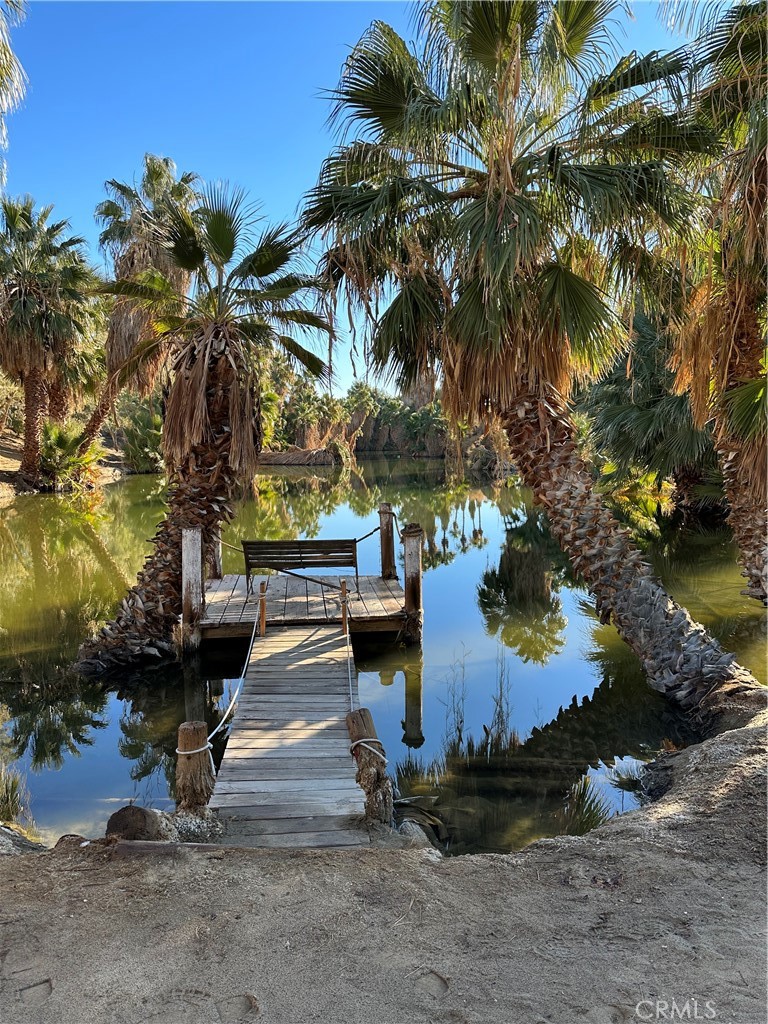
[303,2,762,720]
[76,154,200,455]
[76,186,330,671]
[0,1,25,181]
[0,198,95,483]
[671,1,767,602]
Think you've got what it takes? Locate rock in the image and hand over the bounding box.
[105,805,180,842]
[0,824,47,857]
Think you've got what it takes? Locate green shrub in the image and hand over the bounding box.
[40,421,104,489]
[122,403,163,473]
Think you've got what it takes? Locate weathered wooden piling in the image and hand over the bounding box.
[341,577,348,635]
[402,653,425,749]
[346,707,393,824]
[378,502,397,580]
[176,720,215,812]
[402,522,424,645]
[259,580,267,636]
[181,527,203,651]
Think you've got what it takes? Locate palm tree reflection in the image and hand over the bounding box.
[478,509,569,665]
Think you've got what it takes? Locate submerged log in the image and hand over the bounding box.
[346,707,393,825]
[176,720,215,812]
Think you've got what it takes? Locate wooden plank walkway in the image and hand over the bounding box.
[200,573,406,638]
[210,624,370,848]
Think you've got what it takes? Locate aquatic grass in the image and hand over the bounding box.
[558,777,614,836]
[0,762,29,824]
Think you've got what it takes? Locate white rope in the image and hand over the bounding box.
[350,737,388,764]
[178,615,260,777]
[176,740,215,775]
[342,594,355,712]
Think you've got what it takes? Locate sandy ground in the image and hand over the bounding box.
[1,696,765,1024]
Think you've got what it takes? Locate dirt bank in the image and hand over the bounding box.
[1,699,765,1024]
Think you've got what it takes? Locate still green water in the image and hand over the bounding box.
[0,461,764,852]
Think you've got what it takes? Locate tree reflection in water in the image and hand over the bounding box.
[394,641,695,855]
[478,506,570,665]
[0,461,755,846]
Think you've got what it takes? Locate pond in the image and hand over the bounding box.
[0,460,764,853]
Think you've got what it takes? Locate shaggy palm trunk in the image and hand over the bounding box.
[713,290,766,604]
[46,379,69,424]
[715,434,766,602]
[77,379,117,455]
[75,357,246,673]
[503,394,763,731]
[18,367,47,483]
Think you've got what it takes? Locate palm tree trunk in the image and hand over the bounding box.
[46,379,69,424]
[502,393,763,731]
[75,439,238,672]
[716,436,766,603]
[75,355,245,673]
[713,287,766,604]
[18,367,47,484]
[77,379,116,456]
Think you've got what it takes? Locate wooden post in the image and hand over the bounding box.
[378,502,397,580]
[259,579,267,636]
[181,528,203,652]
[340,577,348,635]
[346,707,393,825]
[175,720,215,812]
[402,652,425,749]
[402,522,424,645]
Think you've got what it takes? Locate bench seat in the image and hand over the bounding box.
[242,539,359,593]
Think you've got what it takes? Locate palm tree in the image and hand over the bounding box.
[583,310,719,520]
[0,1,25,180]
[76,154,200,455]
[303,2,762,718]
[671,2,767,602]
[0,198,95,483]
[76,186,330,671]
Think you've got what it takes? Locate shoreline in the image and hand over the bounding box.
[1,695,764,1023]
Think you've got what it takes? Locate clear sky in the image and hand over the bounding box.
[5,1,685,392]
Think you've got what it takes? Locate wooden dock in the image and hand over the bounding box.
[209,624,370,848]
[200,573,407,638]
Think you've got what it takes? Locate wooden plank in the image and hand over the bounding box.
[211,790,364,810]
[224,815,361,836]
[216,799,364,819]
[355,576,389,617]
[229,830,367,849]
[283,575,308,621]
[217,767,357,781]
[215,778,361,794]
[233,711,351,723]
[305,579,328,621]
[223,749,353,761]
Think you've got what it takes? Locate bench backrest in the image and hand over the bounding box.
[242,539,358,573]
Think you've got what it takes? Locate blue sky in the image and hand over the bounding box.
[5,1,685,392]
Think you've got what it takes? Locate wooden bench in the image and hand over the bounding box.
[242,539,359,594]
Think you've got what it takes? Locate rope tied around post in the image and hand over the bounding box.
[350,737,388,764]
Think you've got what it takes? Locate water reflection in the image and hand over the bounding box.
[394,644,694,855]
[478,507,570,665]
[0,460,762,848]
